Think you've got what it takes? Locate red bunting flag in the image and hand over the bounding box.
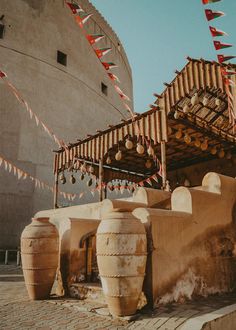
[75,13,92,28]
[217,55,236,63]
[209,26,228,37]
[214,40,232,50]
[66,2,84,14]
[146,178,152,186]
[102,62,118,70]
[205,9,225,21]
[224,77,235,86]
[86,34,104,45]
[0,70,6,78]
[202,0,221,4]
[114,85,130,101]
[95,48,112,58]
[108,72,120,83]
[221,68,236,76]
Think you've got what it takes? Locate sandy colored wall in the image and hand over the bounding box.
[0,0,133,248]
[134,173,236,306]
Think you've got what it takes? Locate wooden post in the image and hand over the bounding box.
[99,159,104,202]
[53,171,59,208]
[161,140,167,190]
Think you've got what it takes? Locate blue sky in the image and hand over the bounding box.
[90,0,236,113]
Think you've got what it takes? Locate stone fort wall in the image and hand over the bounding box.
[0,0,133,247]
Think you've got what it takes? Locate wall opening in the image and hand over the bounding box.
[57,51,67,66]
[0,24,4,39]
[101,82,108,96]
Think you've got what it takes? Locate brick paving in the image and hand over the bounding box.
[1,265,236,330]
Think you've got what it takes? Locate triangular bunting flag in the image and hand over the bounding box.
[8,163,12,173]
[79,192,84,199]
[209,26,228,37]
[17,169,23,180]
[152,174,159,183]
[75,13,92,28]
[202,0,221,4]
[108,72,120,83]
[95,48,112,59]
[146,178,152,186]
[86,34,104,45]
[102,62,118,70]
[0,70,7,78]
[66,2,84,14]
[217,55,236,63]
[205,9,225,21]
[221,68,236,76]
[114,85,131,101]
[34,115,39,126]
[214,41,232,50]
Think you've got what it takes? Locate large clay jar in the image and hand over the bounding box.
[96,212,147,316]
[21,217,59,300]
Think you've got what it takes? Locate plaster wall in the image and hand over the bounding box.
[134,173,236,306]
[0,0,133,248]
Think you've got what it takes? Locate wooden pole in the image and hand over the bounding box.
[99,159,104,202]
[53,171,59,209]
[161,140,167,190]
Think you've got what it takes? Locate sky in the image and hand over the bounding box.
[90,0,236,113]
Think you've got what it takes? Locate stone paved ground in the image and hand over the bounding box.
[1,265,236,330]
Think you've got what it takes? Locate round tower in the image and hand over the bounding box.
[0,0,133,248]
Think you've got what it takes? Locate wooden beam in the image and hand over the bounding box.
[161,141,167,189]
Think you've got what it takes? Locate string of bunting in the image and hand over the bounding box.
[0,154,82,201]
[0,70,67,149]
[0,153,161,203]
[65,0,159,160]
[202,0,236,130]
[65,1,134,119]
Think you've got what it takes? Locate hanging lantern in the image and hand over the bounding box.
[191,93,199,106]
[145,159,152,169]
[115,150,122,161]
[147,145,154,156]
[88,165,95,174]
[175,128,182,139]
[80,163,87,173]
[202,96,209,106]
[218,149,225,159]
[194,138,201,148]
[201,139,208,151]
[136,143,145,154]
[70,174,76,184]
[174,110,179,119]
[87,178,93,187]
[80,173,85,181]
[125,138,133,150]
[215,98,221,106]
[59,172,66,184]
[106,156,112,165]
[183,104,190,114]
[184,133,191,144]
[226,151,232,160]
[210,146,217,155]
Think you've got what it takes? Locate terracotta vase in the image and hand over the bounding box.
[21,217,59,300]
[96,212,147,316]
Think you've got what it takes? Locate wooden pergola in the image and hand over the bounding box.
[53,58,236,207]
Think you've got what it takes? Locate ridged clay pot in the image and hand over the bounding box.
[21,217,59,300]
[96,212,147,316]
